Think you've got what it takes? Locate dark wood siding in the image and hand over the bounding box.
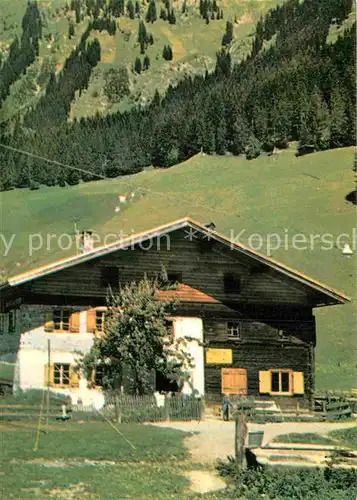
[22,229,313,306]
[203,312,315,408]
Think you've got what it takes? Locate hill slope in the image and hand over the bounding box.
[0,0,278,122]
[1,146,356,390]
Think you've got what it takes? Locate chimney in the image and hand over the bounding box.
[76,230,94,253]
[204,221,216,231]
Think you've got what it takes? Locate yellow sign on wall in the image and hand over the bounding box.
[206,348,232,364]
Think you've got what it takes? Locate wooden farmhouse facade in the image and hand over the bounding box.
[0,218,350,409]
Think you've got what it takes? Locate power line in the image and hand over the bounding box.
[0,143,108,180]
[0,142,312,238]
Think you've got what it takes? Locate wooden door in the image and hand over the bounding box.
[221,368,247,395]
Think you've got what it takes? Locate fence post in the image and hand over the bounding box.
[165,394,170,422]
[235,412,247,467]
[115,394,121,423]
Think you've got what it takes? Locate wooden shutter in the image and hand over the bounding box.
[221,368,247,395]
[44,364,53,386]
[86,309,96,333]
[69,366,80,387]
[293,371,304,394]
[44,311,54,332]
[259,370,271,394]
[69,311,80,333]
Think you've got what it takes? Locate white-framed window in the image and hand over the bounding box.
[95,311,106,332]
[53,363,71,385]
[227,322,240,339]
[53,309,70,331]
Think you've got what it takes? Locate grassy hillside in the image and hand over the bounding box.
[0,0,278,122]
[1,146,356,390]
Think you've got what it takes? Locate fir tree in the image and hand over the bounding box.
[127,0,135,18]
[222,20,233,46]
[168,8,176,24]
[135,0,140,16]
[146,0,157,23]
[68,22,75,39]
[134,56,142,73]
[143,54,150,70]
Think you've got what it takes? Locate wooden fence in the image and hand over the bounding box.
[313,395,352,420]
[72,393,203,423]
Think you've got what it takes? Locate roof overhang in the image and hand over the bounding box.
[2,217,351,306]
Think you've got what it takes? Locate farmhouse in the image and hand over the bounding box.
[0,217,350,409]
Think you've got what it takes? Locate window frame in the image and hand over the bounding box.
[227,321,241,339]
[53,309,70,332]
[53,363,71,387]
[269,369,293,396]
[95,310,106,333]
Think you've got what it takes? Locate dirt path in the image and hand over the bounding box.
[152,420,357,464]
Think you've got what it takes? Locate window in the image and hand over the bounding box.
[95,311,106,332]
[278,329,288,341]
[53,309,70,331]
[167,271,182,284]
[100,266,119,288]
[53,363,70,385]
[259,370,304,395]
[271,370,291,394]
[224,273,241,294]
[227,322,240,339]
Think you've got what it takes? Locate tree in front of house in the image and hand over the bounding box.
[83,275,193,394]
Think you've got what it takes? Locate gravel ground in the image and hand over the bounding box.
[151,420,357,464]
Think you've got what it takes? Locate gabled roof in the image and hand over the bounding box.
[3,217,350,305]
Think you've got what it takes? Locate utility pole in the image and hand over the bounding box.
[46,339,51,426]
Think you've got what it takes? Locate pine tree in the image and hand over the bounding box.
[143,54,150,70]
[222,21,233,46]
[168,8,176,24]
[137,20,147,43]
[127,0,135,19]
[134,56,142,73]
[146,0,157,23]
[160,8,167,20]
[135,0,140,16]
[68,22,75,39]
[162,44,173,61]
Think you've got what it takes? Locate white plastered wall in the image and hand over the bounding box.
[173,317,204,396]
